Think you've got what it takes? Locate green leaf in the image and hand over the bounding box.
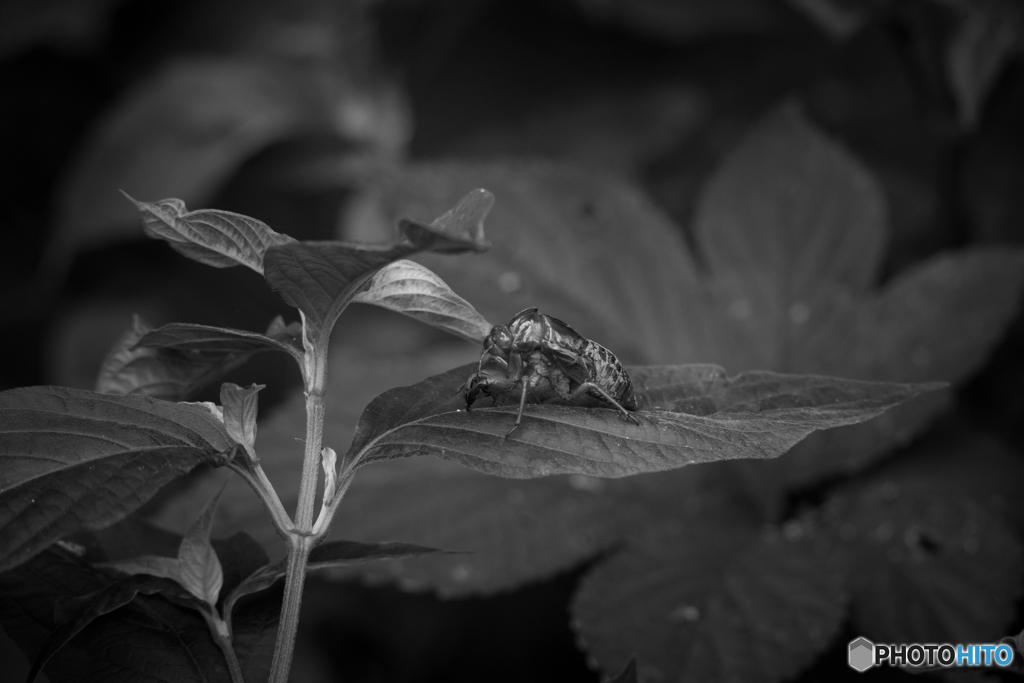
[0,546,232,683]
[125,192,295,272]
[572,519,847,683]
[345,362,941,477]
[220,383,264,463]
[96,316,301,401]
[263,189,491,346]
[0,387,235,572]
[351,260,493,343]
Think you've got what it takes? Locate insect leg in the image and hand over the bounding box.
[567,382,641,425]
[505,379,531,439]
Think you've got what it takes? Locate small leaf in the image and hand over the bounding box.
[28,573,207,683]
[220,383,264,463]
[98,317,301,401]
[321,446,338,503]
[352,260,493,343]
[105,487,226,606]
[264,190,491,347]
[946,0,1024,129]
[222,539,447,624]
[345,362,942,478]
[176,486,226,605]
[573,520,847,683]
[125,193,295,272]
[0,387,235,572]
[604,656,639,683]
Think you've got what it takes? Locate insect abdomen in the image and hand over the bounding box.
[581,340,637,410]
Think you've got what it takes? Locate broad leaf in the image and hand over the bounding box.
[0,386,235,572]
[28,573,208,683]
[573,520,847,683]
[220,383,264,463]
[0,546,232,683]
[264,189,491,346]
[126,193,294,272]
[822,424,1024,644]
[344,362,940,477]
[352,260,493,343]
[97,316,300,401]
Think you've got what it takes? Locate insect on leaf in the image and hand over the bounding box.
[345,362,943,478]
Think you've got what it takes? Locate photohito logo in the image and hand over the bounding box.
[848,637,1015,672]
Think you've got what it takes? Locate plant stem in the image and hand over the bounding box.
[268,336,329,683]
[267,537,313,683]
[227,460,294,541]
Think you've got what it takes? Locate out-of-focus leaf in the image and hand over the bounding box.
[0,546,232,682]
[604,656,639,683]
[945,0,1024,129]
[264,189,491,345]
[28,573,208,683]
[46,56,405,276]
[822,433,1024,645]
[0,386,234,572]
[783,0,879,39]
[344,362,940,477]
[0,0,122,57]
[573,0,788,42]
[352,260,493,343]
[365,160,703,365]
[97,316,301,401]
[573,520,846,683]
[220,383,264,462]
[126,194,295,273]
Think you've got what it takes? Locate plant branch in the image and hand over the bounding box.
[267,537,313,683]
[227,459,294,542]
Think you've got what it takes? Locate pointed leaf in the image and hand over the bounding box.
[946,0,1023,129]
[98,318,300,401]
[604,656,639,683]
[137,317,303,361]
[352,260,493,343]
[0,387,235,572]
[0,547,231,683]
[346,362,941,478]
[28,573,207,683]
[176,487,226,605]
[220,383,264,463]
[222,539,448,623]
[573,520,847,683]
[263,189,492,345]
[400,187,493,253]
[125,193,295,272]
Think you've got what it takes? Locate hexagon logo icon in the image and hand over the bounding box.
[848,637,875,672]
